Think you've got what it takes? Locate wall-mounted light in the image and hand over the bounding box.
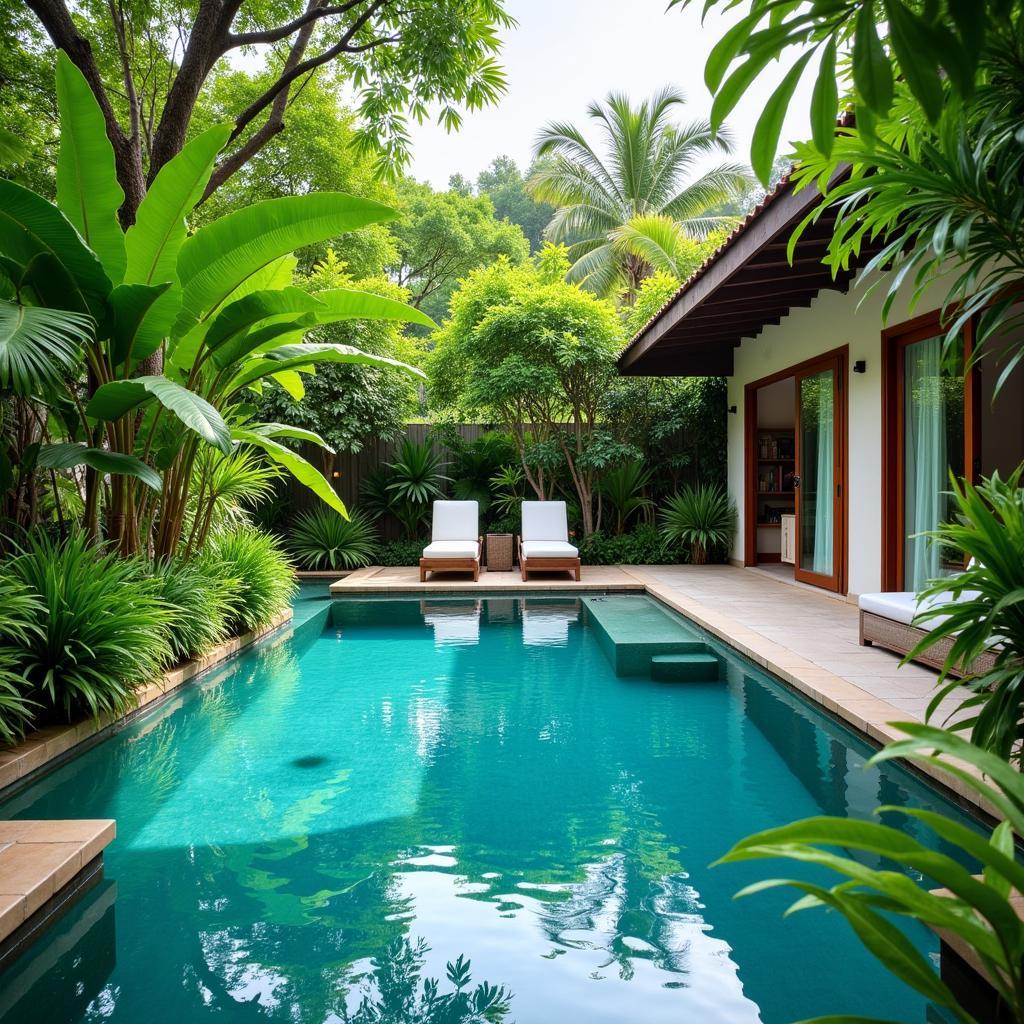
[331,470,341,479]
[853,360,867,374]
[728,405,738,414]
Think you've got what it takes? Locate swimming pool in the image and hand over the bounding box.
[0,592,978,1023]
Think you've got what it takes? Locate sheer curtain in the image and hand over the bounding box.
[812,376,834,575]
[904,337,946,590]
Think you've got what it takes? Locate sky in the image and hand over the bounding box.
[406,0,816,189]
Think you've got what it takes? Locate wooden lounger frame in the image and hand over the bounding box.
[517,535,581,582]
[859,610,998,678]
[419,537,482,582]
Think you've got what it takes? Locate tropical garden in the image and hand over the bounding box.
[2,0,1023,1021]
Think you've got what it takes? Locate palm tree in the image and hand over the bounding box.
[529,87,752,301]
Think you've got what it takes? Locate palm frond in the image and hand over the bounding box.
[0,301,91,396]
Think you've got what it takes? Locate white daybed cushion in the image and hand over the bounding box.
[859,588,983,627]
[521,540,579,559]
[431,500,479,542]
[522,501,569,542]
[422,540,479,559]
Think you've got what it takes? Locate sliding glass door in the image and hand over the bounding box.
[884,319,970,593]
[794,355,845,591]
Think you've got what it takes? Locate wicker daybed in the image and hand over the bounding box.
[858,591,998,677]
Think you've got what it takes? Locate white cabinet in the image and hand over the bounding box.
[780,514,796,565]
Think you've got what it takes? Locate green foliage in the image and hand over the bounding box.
[459,155,556,253]
[6,533,173,722]
[256,251,424,455]
[429,247,625,533]
[374,538,427,567]
[150,559,234,664]
[599,461,654,534]
[910,468,1024,763]
[673,0,1004,178]
[718,724,1024,1024]
[529,88,752,300]
[288,508,378,571]
[449,432,518,514]
[578,525,681,567]
[660,483,737,565]
[386,438,450,506]
[390,179,530,324]
[200,528,296,635]
[489,463,527,520]
[0,574,42,743]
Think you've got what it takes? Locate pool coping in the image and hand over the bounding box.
[0,610,292,801]
[629,571,997,820]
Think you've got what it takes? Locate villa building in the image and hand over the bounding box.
[618,174,1024,599]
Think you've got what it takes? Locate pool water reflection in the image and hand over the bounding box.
[0,595,978,1023]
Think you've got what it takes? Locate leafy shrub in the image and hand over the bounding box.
[578,525,682,566]
[7,534,173,723]
[719,725,1024,1024]
[200,528,297,634]
[599,461,653,534]
[0,575,42,743]
[288,508,378,570]
[375,539,425,567]
[912,467,1024,762]
[150,559,235,664]
[660,484,736,564]
[386,437,450,505]
[449,431,518,513]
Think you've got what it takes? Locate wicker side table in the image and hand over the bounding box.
[485,533,514,572]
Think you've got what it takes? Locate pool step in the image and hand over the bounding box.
[584,596,716,678]
[651,652,720,682]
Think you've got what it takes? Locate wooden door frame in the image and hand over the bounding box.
[880,310,978,591]
[793,351,847,592]
[743,345,849,594]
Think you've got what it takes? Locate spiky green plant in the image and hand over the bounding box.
[288,508,378,570]
[385,438,450,505]
[910,467,1024,762]
[599,461,653,534]
[200,528,296,634]
[7,534,173,722]
[660,483,736,564]
[0,574,43,743]
[150,559,236,664]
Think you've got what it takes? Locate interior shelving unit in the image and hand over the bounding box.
[755,429,795,530]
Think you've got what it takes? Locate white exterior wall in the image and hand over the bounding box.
[726,277,942,598]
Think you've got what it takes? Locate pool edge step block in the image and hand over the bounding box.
[650,652,721,682]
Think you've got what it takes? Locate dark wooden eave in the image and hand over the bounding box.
[617,170,881,377]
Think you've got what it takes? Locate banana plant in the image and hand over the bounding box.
[0,52,432,558]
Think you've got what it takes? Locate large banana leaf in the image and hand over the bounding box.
[36,441,161,490]
[124,124,231,288]
[0,300,91,396]
[0,128,27,167]
[245,421,335,450]
[173,193,398,335]
[233,427,345,515]
[6,252,88,315]
[0,180,111,316]
[108,282,172,366]
[55,52,126,284]
[312,288,437,330]
[86,375,231,453]
[205,287,322,368]
[223,342,424,397]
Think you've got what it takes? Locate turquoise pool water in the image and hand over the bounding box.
[0,592,979,1023]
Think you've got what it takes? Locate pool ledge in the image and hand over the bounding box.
[0,819,115,967]
[634,573,995,820]
[0,610,292,798]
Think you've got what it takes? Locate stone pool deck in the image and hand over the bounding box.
[330,563,985,815]
[0,819,115,964]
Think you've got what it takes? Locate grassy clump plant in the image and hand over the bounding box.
[150,559,237,664]
[660,483,737,565]
[0,575,42,743]
[200,528,297,635]
[7,533,173,723]
[288,507,378,570]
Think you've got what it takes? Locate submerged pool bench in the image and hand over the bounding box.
[583,596,721,681]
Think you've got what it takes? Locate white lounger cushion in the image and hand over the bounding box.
[521,540,579,559]
[422,540,479,559]
[522,501,569,542]
[859,588,982,626]
[431,500,479,542]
